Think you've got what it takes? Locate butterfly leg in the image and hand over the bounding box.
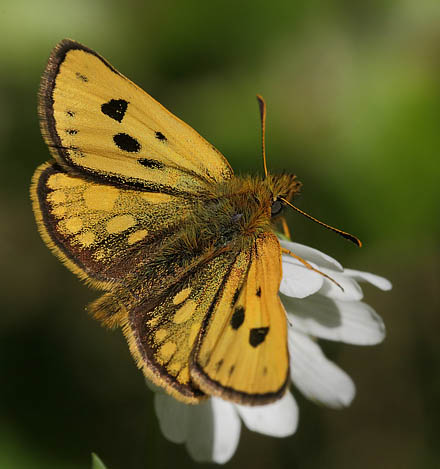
[279,217,291,240]
[281,247,344,291]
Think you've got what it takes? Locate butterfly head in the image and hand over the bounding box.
[265,172,302,218]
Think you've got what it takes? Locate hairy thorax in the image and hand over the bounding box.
[181,173,301,255]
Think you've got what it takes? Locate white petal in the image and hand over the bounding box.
[154,392,190,444]
[280,255,323,298]
[288,329,355,408]
[283,294,386,345]
[344,269,392,291]
[318,269,364,301]
[280,240,343,271]
[186,398,241,464]
[235,391,298,437]
[211,399,242,463]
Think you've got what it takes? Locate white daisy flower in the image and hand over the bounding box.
[153,240,392,464]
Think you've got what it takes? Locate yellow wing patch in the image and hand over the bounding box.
[39,40,233,194]
[191,233,289,405]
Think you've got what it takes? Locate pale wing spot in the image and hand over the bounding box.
[48,190,66,204]
[173,300,196,324]
[52,205,66,217]
[47,173,82,189]
[154,328,168,343]
[127,229,148,245]
[83,185,119,211]
[168,362,181,376]
[76,231,95,247]
[177,367,190,384]
[65,216,83,234]
[106,214,136,234]
[188,322,200,347]
[172,287,191,305]
[158,342,177,363]
[142,192,174,204]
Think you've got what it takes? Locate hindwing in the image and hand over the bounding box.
[119,248,251,403]
[31,162,190,289]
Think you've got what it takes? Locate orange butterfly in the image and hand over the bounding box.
[31,40,360,405]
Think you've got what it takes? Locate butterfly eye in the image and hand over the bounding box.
[271,199,284,217]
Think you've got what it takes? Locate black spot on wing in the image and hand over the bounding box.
[65,129,78,135]
[75,72,88,82]
[228,365,235,377]
[138,158,164,170]
[230,306,245,330]
[256,286,261,297]
[101,99,128,123]
[66,110,75,117]
[155,131,167,142]
[113,133,141,153]
[249,327,269,347]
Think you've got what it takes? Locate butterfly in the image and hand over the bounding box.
[31,39,360,406]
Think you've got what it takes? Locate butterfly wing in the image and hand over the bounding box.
[190,232,289,405]
[31,162,191,290]
[117,248,252,403]
[39,39,233,195]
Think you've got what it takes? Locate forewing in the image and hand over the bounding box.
[121,249,252,404]
[190,232,289,405]
[39,39,233,195]
[31,162,189,289]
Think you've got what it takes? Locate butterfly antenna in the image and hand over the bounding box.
[280,197,362,247]
[257,95,268,178]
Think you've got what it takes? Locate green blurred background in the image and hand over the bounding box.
[1,0,439,468]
